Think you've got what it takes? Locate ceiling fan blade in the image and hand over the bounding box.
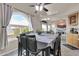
[43,7,48,12]
[44,3,52,5]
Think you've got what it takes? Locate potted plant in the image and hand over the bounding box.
[36,29,42,35]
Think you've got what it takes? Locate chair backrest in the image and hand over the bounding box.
[19,32,32,50]
[20,34,27,49]
[53,34,61,52]
[26,35,37,52]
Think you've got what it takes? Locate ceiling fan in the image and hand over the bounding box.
[29,3,51,13]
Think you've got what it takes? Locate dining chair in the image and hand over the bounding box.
[50,34,61,56]
[18,33,28,56]
[26,35,44,56]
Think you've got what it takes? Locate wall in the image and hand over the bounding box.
[31,15,42,32]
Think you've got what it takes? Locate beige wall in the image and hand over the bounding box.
[66,12,79,33]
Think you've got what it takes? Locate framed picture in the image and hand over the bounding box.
[68,13,78,26]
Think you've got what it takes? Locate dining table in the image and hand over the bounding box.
[26,33,58,56]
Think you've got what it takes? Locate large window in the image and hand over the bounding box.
[7,10,33,41]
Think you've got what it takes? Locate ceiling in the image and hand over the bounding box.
[9,3,79,21]
[45,3,78,15]
[10,3,79,15]
[11,3,36,15]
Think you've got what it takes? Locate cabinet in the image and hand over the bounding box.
[67,33,79,48]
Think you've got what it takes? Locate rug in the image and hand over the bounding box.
[63,44,79,50]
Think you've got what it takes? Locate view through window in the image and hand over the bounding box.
[7,11,33,42]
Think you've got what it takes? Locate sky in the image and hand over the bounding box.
[9,14,29,26]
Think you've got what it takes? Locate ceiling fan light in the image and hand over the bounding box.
[40,5,43,11]
[35,5,39,11]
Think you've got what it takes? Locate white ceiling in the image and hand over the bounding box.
[45,3,78,15]
[9,3,79,21]
[10,3,79,16]
[11,3,36,15]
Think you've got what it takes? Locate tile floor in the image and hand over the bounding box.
[3,44,79,56]
[0,37,79,56]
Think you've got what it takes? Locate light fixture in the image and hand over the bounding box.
[40,5,43,11]
[40,4,44,11]
[35,5,39,11]
[35,4,44,11]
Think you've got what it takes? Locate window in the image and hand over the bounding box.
[48,25,51,31]
[7,11,33,41]
[51,24,56,33]
[42,24,47,31]
[42,23,51,32]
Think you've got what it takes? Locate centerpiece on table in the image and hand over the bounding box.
[36,29,42,35]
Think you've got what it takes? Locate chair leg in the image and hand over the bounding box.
[18,45,20,56]
[20,48,22,55]
[53,51,55,56]
[59,51,61,56]
[26,51,29,56]
[18,47,20,56]
[42,50,44,56]
[57,47,61,56]
[45,47,50,56]
[59,48,61,56]
[18,43,22,56]
[57,49,61,56]
[58,50,61,56]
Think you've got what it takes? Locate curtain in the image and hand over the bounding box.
[0,3,13,49]
[28,15,33,31]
